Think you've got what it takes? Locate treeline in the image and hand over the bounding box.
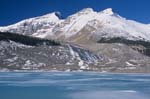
[98,37,150,47]
[0,32,60,46]
[98,37,150,56]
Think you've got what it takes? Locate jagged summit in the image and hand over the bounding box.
[77,8,114,16]
[100,8,114,15]
[54,11,63,19]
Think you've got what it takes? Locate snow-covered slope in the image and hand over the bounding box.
[1,8,150,42]
[52,8,116,38]
[0,12,62,37]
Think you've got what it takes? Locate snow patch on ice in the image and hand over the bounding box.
[70,90,148,99]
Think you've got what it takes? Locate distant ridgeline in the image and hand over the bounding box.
[98,37,150,56]
[0,32,60,46]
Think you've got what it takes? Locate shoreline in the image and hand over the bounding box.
[0,70,150,75]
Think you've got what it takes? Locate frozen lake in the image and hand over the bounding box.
[0,72,150,99]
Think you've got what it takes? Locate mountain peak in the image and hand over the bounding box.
[78,8,94,14]
[40,12,62,20]
[101,8,114,15]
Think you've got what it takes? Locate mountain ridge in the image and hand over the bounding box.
[1,8,150,42]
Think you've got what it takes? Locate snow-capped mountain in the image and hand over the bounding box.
[1,8,150,42]
[1,8,150,72]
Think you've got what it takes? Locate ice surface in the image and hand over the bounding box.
[0,72,150,99]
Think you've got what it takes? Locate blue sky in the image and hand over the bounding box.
[0,0,150,26]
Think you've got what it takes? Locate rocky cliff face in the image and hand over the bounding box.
[0,32,102,71]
